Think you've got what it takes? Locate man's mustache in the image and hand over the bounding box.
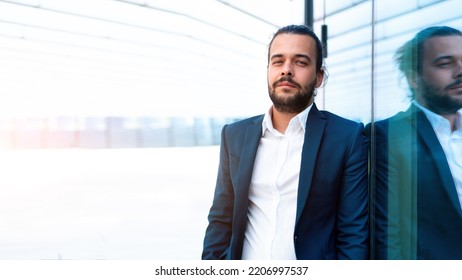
[446,79,462,90]
[273,77,301,89]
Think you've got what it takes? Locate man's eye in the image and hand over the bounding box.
[437,62,451,67]
[296,61,308,66]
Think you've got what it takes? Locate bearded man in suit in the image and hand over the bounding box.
[202,24,369,260]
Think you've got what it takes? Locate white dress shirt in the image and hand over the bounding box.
[414,102,462,209]
[241,104,312,260]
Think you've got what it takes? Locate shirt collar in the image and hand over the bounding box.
[262,103,313,135]
[413,100,462,135]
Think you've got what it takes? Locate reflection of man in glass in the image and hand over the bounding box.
[371,26,462,259]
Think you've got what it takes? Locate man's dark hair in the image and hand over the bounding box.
[267,25,324,73]
[394,26,462,98]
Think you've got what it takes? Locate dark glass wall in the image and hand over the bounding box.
[315,0,462,259]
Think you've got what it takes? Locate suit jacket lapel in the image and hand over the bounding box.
[237,117,263,190]
[296,104,326,224]
[234,117,263,231]
[409,105,462,217]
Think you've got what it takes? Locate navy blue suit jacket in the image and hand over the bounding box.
[370,104,462,259]
[202,104,369,260]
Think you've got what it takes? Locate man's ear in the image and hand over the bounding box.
[316,68,325,88]
[406,72,419,90]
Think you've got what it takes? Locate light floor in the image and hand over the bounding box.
[0,146,219,259]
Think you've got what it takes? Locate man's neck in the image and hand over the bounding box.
[271,102,313,134]
[271,109,297,134]
[414,100,461,132]
[440,113,460,132]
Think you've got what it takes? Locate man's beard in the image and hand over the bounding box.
[268,76,317,114]
[418,78,462,115]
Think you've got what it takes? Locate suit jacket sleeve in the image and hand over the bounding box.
[368,121,395,259]
[336,122,369,259]
[202,124,234,259]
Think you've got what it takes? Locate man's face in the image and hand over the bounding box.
[415,35,462,114]
[267,34,323,114]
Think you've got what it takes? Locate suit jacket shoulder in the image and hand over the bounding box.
[226,114,263,132]
[319,109,364,129]
[221,115,263,152]
[368,105,422,146]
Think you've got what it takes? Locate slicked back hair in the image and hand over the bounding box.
[394,26,462,98]
[267,25,324,73]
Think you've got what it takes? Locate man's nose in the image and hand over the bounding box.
[281,62,293,76]
[456,60,462,78]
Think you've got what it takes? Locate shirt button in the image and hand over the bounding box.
[294,235,299,243]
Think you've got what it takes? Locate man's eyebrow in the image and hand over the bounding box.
[270,54,311,60]
[432,55,453,63]
[270,54,283,60]
[295,54,311,61]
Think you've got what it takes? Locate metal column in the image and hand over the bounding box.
[305,0,314,27]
